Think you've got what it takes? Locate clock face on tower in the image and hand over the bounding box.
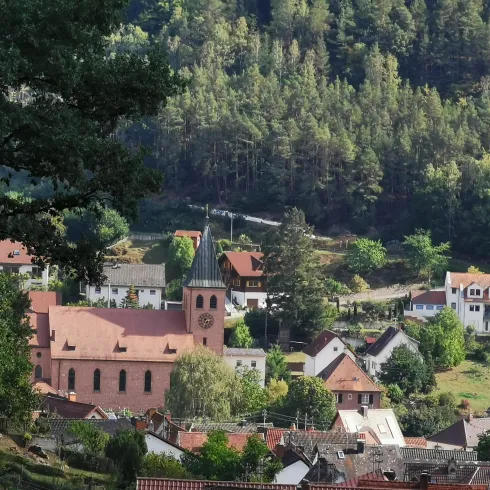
[198,312,214,329]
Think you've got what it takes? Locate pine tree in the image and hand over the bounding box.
[120,285,140,309]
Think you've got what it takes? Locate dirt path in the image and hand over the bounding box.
[339,283,425,304]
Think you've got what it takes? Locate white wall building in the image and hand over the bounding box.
[145,432,185,460]
[363,326,421,377]
[405,290,446,319]
[0,240,49,288]
[303,330,356,377]
[86,263,165,309]
[224,348,266,387]
[412,272,490,334]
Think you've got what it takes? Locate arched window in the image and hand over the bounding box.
[119,370,126,392]
[144,370,152,393]
[210,295,217,309]
[93,369,101,391]
[196,294,203,308]
[34,365,42,379]
[68,368,75,391]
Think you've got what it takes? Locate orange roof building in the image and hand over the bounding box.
[318,354,382,410]
[219,252,267,309]
[174,230,202,250]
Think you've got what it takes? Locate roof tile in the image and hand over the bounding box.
[101,263,165,288]
[303,330,345,357]
[411,290,446,305]
[222,252,264,278]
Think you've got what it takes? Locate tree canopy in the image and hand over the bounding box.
[168,236,195,279]
[0,0,182,282]
[0,274,38,423]
[379,345,435,396]
[229,318,254,348]
[347,239,386,274]
[263,208,336,339]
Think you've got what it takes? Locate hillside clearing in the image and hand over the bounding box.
[435,360,490,413]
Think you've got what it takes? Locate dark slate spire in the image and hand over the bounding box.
[183,222,226,289]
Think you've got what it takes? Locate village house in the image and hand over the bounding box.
[303,330,356,377]
[29,222,227,412]
[407,272,490,333]
[364,326,421,377]
[0,239,49,288]
[223,347,266,386]
[85,262,166,309]
[318,353,382,409]
[406,290,446,319]
[174,230,202,251]
[219,251,266,309]
[333,406,406,447]
[426,414,490,450]
[39,393,108,419]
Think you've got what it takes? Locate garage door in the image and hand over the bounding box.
[247,298,259,309]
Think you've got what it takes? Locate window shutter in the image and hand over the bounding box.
[369,394,374,405]
[338,394,343,404]
[358,394,362,404]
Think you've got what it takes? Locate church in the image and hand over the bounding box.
[29,223,227,413]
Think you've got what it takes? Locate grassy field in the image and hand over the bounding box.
[435,360,490,413]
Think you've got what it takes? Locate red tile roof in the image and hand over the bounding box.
[32,381,58,395]
[303,330,345,357]
[175,230,202,238]
[263,428,286,451]
[29,291,62,314]
[404,436,427,448]
[320,354,381,393]
[223,252,264,278]
[449,273,490,289]
[49,307,194,361]
[0,240,36,264]
[411,290,446,305]
[40,395,108,419]
[177,432,264,454]
[137,479,296,490]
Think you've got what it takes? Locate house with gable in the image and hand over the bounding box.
[363,326,421,377]
[319,353,382,409]
[28,219,228,412]
[0,239,49,288]
[174,230,202,251]
[219,251,266,309]
[85,262,166,309]
[303,330,356,377]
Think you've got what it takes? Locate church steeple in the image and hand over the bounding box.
[183,222,226,289]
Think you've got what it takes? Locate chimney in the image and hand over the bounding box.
[419,471,430,490]
[357,438,365,454]
[290,423,297,431]
[134,419,148,430]
[307,425,315,432]
[361,405,368,417]
[276,443,285,458]
[165,410,172,422]
[68,392,76,402]
[467,412,473,422]
[147,407,157,420]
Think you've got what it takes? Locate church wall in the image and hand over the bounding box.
[30,347,52,383]
[183,287,225,354]
[50,359,174,413]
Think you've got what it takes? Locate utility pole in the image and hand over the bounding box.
[107,281,111,308]
[264,292,270,350]
[262,409,267,426]
[230,212,233,243]
[304,412,308,430]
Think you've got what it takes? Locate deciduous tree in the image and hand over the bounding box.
[229,319,254,348]
[347,239,387,274]
[266,344,291,383]
[168,237,195,279]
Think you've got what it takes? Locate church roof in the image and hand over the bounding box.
[183,224,226,289]
[49,307,194,361]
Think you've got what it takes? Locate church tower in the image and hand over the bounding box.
[182,219,226,354]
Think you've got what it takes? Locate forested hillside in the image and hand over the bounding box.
[122,0,490,255]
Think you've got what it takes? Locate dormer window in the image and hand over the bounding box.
[118,340,127,352]
[66,339,76,351]
[13,250,20,256]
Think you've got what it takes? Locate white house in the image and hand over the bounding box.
[363,326,421,377]
[413,272,490,333]
[223,348,266,387]
[444,272,490,333]
[274,448,311,485]
[85,263,165,309]
[303,330,356,377]
[145,432,185,460]
[0,240,49,288]
[406,290,446,319]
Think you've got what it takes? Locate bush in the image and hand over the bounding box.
[325,278,350,296]
[23,432,32,446]
[350,275,369,293]
[60,447,114,473]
